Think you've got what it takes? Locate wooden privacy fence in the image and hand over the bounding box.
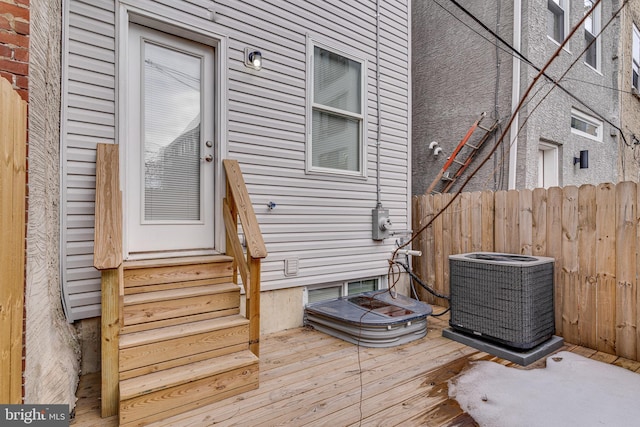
[0,78,27,403]
[412,183,640,362]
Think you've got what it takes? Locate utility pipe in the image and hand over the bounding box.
[375,0,382,207]
[508,0,521,189]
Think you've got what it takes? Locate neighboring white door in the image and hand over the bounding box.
[126,24,215,255]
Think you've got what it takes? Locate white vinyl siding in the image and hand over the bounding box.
[61,0,116,321]
[60,0,410,321]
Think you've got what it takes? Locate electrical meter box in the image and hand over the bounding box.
[372,207,391,240]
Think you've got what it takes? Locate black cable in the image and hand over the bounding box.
[442,0,630,147]
[396,261,450,301]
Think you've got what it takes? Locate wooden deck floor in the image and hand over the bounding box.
[71,311,640,427]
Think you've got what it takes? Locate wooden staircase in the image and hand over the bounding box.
[117,256,258,426]
[93,144,266,426]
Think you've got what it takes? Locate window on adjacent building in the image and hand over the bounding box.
[570,109,603,141]
[548,0,568,43]
[633,24,639,90]
[308,39,366,176]
[583,0,600,70]
[307,277,382,304]
[538,143,559,189]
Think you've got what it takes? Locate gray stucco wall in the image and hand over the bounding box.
[619,1,640,181]
[518,0,621,188]
[25,0,80,408]
[412,0,514,195]
[413,0,623,193]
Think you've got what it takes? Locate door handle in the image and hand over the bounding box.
[204,154,213,162]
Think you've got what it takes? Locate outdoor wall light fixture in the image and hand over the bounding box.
[244,48,262,70]
[573,150,589,169]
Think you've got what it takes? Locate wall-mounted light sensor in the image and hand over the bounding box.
[244,48,262,70]
[573,150,589,169]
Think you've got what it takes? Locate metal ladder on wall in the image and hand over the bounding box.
[426,112,499,194]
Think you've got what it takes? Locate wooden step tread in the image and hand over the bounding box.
[120,315,249,349]
[123,254,233,270]
[119,349,258,400]
[123,282,239,306]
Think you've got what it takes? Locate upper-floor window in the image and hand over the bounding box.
[307,38,366,177]
[584,0,600,70]
[571,108,603,141]
[633,24,639,90]
[548,0,569,43]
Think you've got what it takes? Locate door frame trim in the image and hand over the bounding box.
[117,4,228,259]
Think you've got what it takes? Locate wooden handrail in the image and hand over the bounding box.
[94,143,122,270]
[223,159,267,259]
[223,159,267,356]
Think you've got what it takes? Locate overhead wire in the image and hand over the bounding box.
[441,0,631,147]
[391,0,614,273]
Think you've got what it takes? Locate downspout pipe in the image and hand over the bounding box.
[508,0,521,189]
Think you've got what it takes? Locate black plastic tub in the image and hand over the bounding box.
[304,290,433,347]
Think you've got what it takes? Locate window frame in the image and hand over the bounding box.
[305,276,385,305]
[570,108,603,141]
[583,0,601,71]
[538,142,559,189]
[633,24,640,91]
[548,0,570,44]
[306,36,367,178]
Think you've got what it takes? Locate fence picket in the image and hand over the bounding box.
[547,187,564,337]
[506,190,520,254]
[519,189,533,255]
[616,182,637,360]
[577,184,597,349]
[0,78,27,403]
[532,188,547,256]
[481,190,494,251]
[596,183,617,354]
[494,190,507,252]
[561,186,580,344]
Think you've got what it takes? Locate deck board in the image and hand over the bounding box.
[71,311,640,427]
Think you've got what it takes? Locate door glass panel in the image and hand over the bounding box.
[143,42,202,221]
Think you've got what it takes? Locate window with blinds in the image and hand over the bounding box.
[143,41,203,222]
[308,43,365,176]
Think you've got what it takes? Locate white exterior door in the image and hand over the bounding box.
[126,24,215,256]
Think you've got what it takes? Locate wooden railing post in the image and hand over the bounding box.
[93,143,122,418]
[248,256,261,356]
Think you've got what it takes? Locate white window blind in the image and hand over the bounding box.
[310,45,364,174]
[143,42,202,221]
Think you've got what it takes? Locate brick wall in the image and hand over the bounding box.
[0,0,29,101]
